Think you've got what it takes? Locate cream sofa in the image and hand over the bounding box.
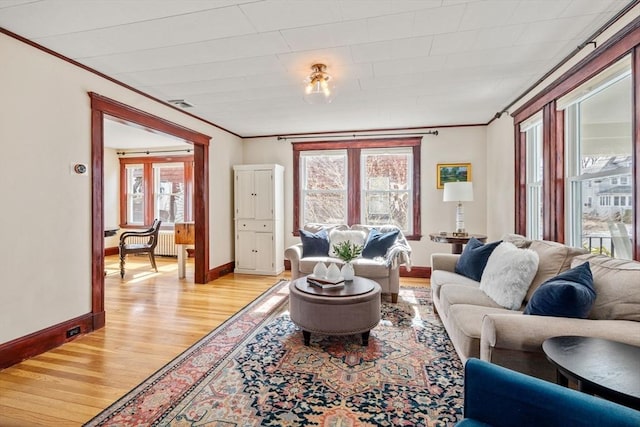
[285,224,411,303]
[431,239,640,381]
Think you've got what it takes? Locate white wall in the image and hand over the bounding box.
[104,148,120,248]
[242,126,487,268]
[0,33,241,344]
[486,115,516,240]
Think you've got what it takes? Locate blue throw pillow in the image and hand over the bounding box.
[454,238,502,282]
[299,229,330,257]
[524,262,596,318]
[362,228,400,258]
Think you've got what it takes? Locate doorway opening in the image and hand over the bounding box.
[90,93,210,329]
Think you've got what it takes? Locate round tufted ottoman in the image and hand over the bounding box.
[289,276,381,346]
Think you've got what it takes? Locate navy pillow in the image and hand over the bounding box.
[524,262,596,318]
[362,228,400,258]
[454,238,502,282]
[299,229,330,257]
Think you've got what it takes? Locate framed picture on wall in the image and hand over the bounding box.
[437,163,472,189]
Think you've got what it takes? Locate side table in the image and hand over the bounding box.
[543,336,640,410]
[429,232,487,254]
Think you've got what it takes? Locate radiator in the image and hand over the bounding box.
[126,231,178,256]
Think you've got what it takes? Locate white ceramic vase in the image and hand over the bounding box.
[326,263,341,281]
[313,262,327,278]
[341,262,355,281]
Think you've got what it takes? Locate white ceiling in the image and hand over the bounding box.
[0,0,632,137]
[103,117,192,150]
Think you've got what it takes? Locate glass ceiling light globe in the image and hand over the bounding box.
[303,63,335,104]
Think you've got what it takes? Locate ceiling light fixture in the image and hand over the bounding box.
[303,63,335,104]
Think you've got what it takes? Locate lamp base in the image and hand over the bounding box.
[452,231,468,237]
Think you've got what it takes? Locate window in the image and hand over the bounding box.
[299,150,348,224]
[125,164,144,224]
[154,162,188,224]
[293,138,421,238]
[120,156,194,228]
[523,116,543,239]
[361,148,413,230]
[562,56,632,257]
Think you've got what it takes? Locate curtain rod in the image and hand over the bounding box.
[117,148,193,156]
[277,130,438,141]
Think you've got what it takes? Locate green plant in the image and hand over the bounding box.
[332,240,363,263]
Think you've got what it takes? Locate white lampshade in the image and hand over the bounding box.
[443,181,474,202]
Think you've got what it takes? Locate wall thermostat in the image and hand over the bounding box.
[72,163,88,175]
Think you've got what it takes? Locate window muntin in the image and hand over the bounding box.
[300,150,348,225]
[564,59,632,258]
[361,148,412,232]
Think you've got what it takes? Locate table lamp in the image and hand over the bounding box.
[443,181,474,236]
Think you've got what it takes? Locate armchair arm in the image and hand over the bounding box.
[284,244,304,280]
[430,253,459,273]
[459,358,640,427]
[120,227,159,243]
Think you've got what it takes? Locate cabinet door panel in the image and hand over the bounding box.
[236,230,256,270]
[254,170,273,220]
[235,170,255,219]
[255,232,273,272]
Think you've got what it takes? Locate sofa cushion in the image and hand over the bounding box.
[480,242,539,310]
[352,258,390,278]
[524,262,596,318]
[328,229,367,257]
[299,229,330,257]
[572,254,640,321]
[526,240,588,302]
[362,228,399,258]
[439,284,504,317]
[455,238,502,282]
[430,270,480,300]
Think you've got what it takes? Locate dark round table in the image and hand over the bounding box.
[429,232,487,254]
[542,336,640,410]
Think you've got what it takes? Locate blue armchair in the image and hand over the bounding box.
[457,359,640,427]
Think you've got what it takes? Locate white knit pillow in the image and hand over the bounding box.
[480,242,539,310]
[328,229,367,258]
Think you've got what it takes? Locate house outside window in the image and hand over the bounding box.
[293,138,421,239]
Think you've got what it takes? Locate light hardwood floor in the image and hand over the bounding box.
[0,255,427,426]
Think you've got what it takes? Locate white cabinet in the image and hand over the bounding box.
[233,164,284,275]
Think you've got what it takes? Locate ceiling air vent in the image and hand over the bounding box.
[167,99,194,108]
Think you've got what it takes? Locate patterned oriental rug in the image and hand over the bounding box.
[85,281,464,426]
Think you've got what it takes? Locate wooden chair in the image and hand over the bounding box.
[119,219,162,278]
